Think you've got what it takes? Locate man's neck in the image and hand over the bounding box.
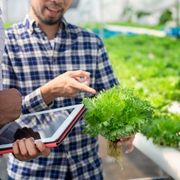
[30,11,61,40]
[38,23,61,40]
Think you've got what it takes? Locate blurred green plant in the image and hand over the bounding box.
[142,114,180,148]
[159,9,173,25]
[4,23,12,28]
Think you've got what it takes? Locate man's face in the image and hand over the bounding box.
[30,0,73,25]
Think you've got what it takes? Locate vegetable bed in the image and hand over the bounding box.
[83,34,180,151]
[105,35,180,148]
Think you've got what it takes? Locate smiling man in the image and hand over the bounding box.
[31,0,67,24]
[3,0,133,179]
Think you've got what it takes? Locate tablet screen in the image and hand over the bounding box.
[0,104,85,153]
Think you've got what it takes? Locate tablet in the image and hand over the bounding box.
[0,104,85,155]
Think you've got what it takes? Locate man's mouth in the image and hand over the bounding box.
[47,7,60,13]
[46,6,63,16]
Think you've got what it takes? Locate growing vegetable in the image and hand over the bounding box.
[82,33,180,155]
[104,34,180,148]
[83,85,153,159]
[142,114,180,149]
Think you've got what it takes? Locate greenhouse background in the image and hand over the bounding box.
[0,0,180,180]
[0,0,180,25]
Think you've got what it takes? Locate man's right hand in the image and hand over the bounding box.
[40,70,96,105]
[12,127,50,161]
[13,138,50,161]
[0,89,22,127]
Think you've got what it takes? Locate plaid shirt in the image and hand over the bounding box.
[2,15,118,180]
[0,8,5,90]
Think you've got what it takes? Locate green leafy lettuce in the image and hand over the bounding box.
[83,86,153,141]
[142,114,180,148]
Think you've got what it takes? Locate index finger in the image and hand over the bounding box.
[69,70,90,79]
[71,80,96,94]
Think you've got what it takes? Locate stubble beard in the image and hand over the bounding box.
[32,6,64,26]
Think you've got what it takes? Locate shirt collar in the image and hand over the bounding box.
[23,14,69,37]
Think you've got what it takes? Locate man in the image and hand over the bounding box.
[1,6,95,163]
[3,0,134,179]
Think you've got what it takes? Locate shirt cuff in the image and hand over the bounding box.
[22,88,53,114]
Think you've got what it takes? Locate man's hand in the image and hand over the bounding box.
[13,127,50,161]
[40,70,96,105]
[0,89,21,127]
[13,138,50,161]
[116,135,135,154]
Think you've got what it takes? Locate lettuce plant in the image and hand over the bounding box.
[83,86,153,141]
[142,114,180,149]
[83,85,180,159]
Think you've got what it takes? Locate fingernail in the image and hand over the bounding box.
[31,137,35,141]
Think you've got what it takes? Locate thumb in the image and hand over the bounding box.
[35,141,50,157]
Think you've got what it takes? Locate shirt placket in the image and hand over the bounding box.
[41,34,54,58]
[48,39,55,59]
[40,32,57,80]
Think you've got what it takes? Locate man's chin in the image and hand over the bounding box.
[42,18,62,25]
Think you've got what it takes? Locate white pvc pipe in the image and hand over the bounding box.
[133,133,180,180]
[105,25,166,37]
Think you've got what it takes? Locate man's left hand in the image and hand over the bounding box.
[116,135,135,154]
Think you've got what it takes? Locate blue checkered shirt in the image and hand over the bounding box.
[2,15,118,180]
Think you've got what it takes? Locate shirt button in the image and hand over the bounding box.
[66,152,71,158]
